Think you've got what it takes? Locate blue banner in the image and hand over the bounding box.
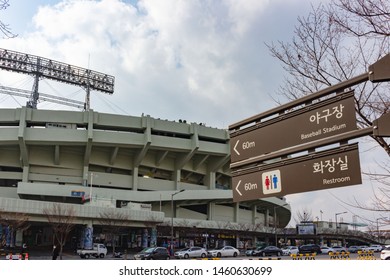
[84,227,93,249]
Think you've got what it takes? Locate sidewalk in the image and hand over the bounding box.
[2,246,138,260]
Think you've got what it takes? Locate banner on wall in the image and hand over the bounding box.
[84,227,93,250]
[150,228,157,247]
[142,229,148,248]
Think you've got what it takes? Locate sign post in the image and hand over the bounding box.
[232,144,361,202]
[229,53,390,203]
[230,92,357,164]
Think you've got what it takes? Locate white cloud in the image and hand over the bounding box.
[2,0,301,127]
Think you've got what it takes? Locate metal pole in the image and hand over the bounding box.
[89,172,93,204]
[170,190,184,255]
[274,207,277,246]
[170,195,173,254]
[335,212,347,245]
[274,203,288,247]
[335,213,338,245]
[377,218,380,243]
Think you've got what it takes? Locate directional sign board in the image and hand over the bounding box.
[230,92,357,165]
[232,143,361,202]
[71,190,85,197]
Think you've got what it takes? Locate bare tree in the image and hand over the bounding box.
[329,0,390,38]
[98,210,129,257]
[43,204,76,260]
[266,3,390,156]
[0,0,17,38]
[295,208,313,224]
[266,0,390,223]
[144,216,164,247]
[0,210,29,247]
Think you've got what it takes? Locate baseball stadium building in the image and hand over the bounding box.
[0,106,291,251]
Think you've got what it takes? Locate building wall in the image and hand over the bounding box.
[0,107,291,239]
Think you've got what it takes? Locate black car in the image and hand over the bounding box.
[133,247,170,260]
[253,246,283,257]
[298,244,321,254]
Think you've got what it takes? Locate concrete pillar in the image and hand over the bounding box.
[22,166,29,182]
[252,205,257,224]
[265,209,270,227]
[83,222,93,250]
[150,227,157,247]
[132,166,138,191]
[83,166,89,186]
[173,169,181,190]
[207,202,214,220]
[205,171,216,190]
[234,203,239,223]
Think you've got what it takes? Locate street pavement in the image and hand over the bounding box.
[2,250,382,260]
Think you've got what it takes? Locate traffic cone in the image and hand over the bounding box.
[25,253,29,260]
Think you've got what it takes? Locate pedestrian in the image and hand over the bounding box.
[52,245,59,260]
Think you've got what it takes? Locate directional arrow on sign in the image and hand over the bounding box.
[235,180,242,196]
[233,140,240,155]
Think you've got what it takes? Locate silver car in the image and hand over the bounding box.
[174,247,207,259]
[282,246,299,256]
[208,246,240,258]
[331,246,347,253]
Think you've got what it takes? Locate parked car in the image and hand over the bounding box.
[331,246,347,253]
[253,246,283,257]
[174,247,207,259]
[250,245,267,256]
[245,247,260,256]
[357,245,370,252]
[347,246,360,253]
[368,244,383,252]
[208,246,240,258]
[380,245,390,260]
[133,247,170,260]
[320,246,334,254]
[282,246,299,256]
[298,244,321,254]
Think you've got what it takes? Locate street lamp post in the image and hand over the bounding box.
[376,218,380,243]
[335,211,347,245]
[376,217,385,243]
[274,203,288,247]
[170,189,184,255]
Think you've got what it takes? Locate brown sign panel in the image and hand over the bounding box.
[230,93,357,164]
[232,144,361,202]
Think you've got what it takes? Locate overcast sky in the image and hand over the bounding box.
[0,0,387,229]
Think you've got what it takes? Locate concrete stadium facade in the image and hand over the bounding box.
[0,107,291,250]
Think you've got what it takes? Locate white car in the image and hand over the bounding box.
[208,246,240,258]
[369,244,383,252]
[331,246,347,253]
[380,246,390,260]
[282,246,299,256]
[174,247,207,259]
[320,246,334,254]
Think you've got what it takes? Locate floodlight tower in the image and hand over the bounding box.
[0,48,115,110]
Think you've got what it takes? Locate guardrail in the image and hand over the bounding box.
[290,253,316,260]
[329,251,350,260]
[357,250,376,260]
